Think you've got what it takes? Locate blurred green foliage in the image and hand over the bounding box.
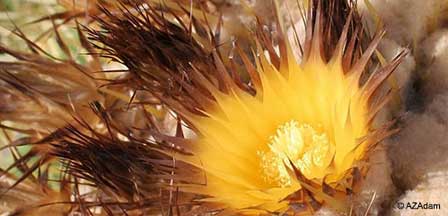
[0,0,15,11]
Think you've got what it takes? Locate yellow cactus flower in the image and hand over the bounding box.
[167,2,403,215]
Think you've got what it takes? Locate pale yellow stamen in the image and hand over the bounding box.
[258,120,331,187]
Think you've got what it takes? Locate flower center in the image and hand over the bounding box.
[258,120,331,187]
